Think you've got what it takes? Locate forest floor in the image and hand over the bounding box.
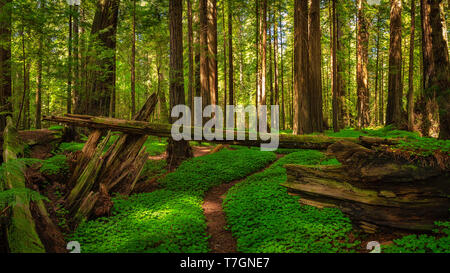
[202,154,285,253]
[7,127,449,253]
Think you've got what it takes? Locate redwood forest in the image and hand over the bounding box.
[0,0,449,256]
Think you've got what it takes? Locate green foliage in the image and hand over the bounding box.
[70,149,276,253]
[69,190,208,253]
[0,188,49,208]
[223,150,357,253]
[395,138,450,157]
[0,158,41,187]
[143,136,167,156]
[139,159,167,181]
[159,149,276,196]
[324,126,449,157]
[48,125,64,131]
[383,221,450,253]
[39,155,68,176]
[57,142,85,153]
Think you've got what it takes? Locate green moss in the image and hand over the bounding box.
[58,142,85,153]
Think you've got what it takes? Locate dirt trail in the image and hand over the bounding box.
[202,154,284,253]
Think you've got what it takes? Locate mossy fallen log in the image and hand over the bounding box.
[1,116,45,253]
[281,140,450,232]
[43,114,400,150]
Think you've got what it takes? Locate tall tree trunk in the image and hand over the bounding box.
[131,0,136,117]
[269,16,274,107]
[156,63,169,123]
[336,5,345,129]
[17,21,26,128]
[274,12,279,108]
[380,52,385,124]
[68,5,73,114]
[331,0,339,132]
[429,0,449,139]
[207,0,218,106]
[374,11,381,126]
[167,0,193,167]
[72,3,80,116]
[228,0,234,127]
[309,0,323,132]
[255,0,260,114]
[188,0,194,113]
[75,6,87,115]
[357,0,370,128]
[279,12,285,130]
[222,0,227,123]
[386,0,404,128]
[407,0,416,131]
[199,0,210,108]
[0,0,12,133]
[261,0,267,108]
[194,9,201,101]
[85,0,120,117]
[36,39,43,129]
[294,0,311,135]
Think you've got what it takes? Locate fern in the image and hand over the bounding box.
[0,188,49,208]
[0,158,48,213]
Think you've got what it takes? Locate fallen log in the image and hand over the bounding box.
[65,93,158,225]
[43,114,400,150]
[281,140,450,232]
[1,116,45,252]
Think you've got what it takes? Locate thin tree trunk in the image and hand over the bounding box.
[331,0,339,132]
[279,13,285,130]
[17,21,26,128]
[199,0,210,107]
[260,0,267,109]
[131,0,136,117]
[357,0,370,128]
[68,5,72,114]
[72,3,79,116]
[188,0,194,112]
[374,11,381,126]
[407,0,416,131]
[0,0,11,133]
[228,0,234,127]
[269,16,273,107]
[207,0,218,106]
[255,0,260,115]
[222,0,227,124]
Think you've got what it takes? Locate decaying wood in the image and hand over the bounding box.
[281,140,450,231]
[2,116,45,252]
[65,93,158,225]
[43,114,400,150]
